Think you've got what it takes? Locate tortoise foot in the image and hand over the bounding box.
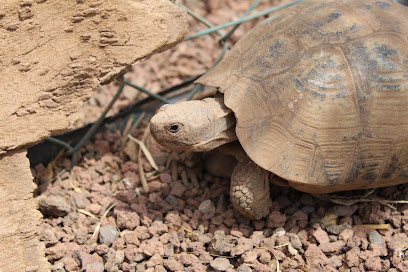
[230,157,272,220]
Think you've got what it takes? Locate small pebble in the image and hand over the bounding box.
[272,227,286,237]
[170,182,186,197]
[164,195,179,207]
[72,192,91,209]
[287,233,302,250]
[99,225,119,246]
[237,264,252,272]
[164,257,184,271]
[159,172,172,183]
[210,257,230,271]
[329,204,358,217]
[199,199,215,215]
[209,231,235,255]
[326,223,352,235]
[50,262,64,272]
[368,230,384,245]
[38,196,71,217]
[84,262,104,272]
[301,206,315,215]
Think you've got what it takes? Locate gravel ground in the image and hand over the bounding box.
[33,125,408,272]
[32,0,408,271]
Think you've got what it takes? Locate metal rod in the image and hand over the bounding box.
[69,80,127,164]
[219,0,261,43]
[184,0,304,41]
[187,44,231,100]
[125,80,172,104]
[45,137,74,152]
[177,3,225,37]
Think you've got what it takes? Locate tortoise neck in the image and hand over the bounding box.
[197,96,237,150]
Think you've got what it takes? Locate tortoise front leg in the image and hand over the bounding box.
[230,156,272,220]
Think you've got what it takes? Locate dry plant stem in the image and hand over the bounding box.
[129,126,156,193]
[128,134,159,171]
[354,224,390,230]
[316,192,408,211]
[258,246,281,272]
[78,209,97,218]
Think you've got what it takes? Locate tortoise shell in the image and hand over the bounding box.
[196,0,408,193]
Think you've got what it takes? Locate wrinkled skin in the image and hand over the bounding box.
[150,97,272,219]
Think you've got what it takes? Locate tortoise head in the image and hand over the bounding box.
[150,97,237,152]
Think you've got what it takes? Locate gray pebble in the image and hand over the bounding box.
[72,192,91,209]
[237,264,252,272]
[134,252,146,262]
[199,199,215,216]
[84,262,104,272]
[368,230,384,245]
[326,222,352,235]
[165,194,179,207]
[272,227,286,237]
[329,204,358,217]
[99,224,119,246]
[210,257,230,271]
[209,231,236,255]
[50,262,64,272]
[287,233,302,250]
[301,206,315,215]
[38,195,71,217]
[75,228,88,245]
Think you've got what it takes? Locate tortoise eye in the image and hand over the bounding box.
[167,123,183,133]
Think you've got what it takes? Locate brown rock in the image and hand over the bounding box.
[304,244,330,269]
[0,0,188,154]
[170,181,186,197]
[365,256,382,271]
[397,260,408,272]
[345,247,361,267]
[292,210,308,221]
[148,221,169,236]
[266,211,287,228]
[164,257,184,271]
[38,195,71,217]
[313,227,330,244]
[318,240,345,254]
[339,228,354,242]
[388,233,408,252]
[115,209,140,230]
[209,231,236,255]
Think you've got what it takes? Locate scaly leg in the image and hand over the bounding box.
[230,156,272,220]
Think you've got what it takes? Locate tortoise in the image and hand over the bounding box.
[150,0,408,220]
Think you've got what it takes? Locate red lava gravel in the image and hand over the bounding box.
[33,126,408,272]
[32,1,408,271]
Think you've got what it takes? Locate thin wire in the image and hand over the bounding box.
[69,80,126,164]
[184,0,303,41]
[186,44,231,100]
[45,137,74,152]
[176,3,225,37]
[219,0,261,43]
[124,80,172,104]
